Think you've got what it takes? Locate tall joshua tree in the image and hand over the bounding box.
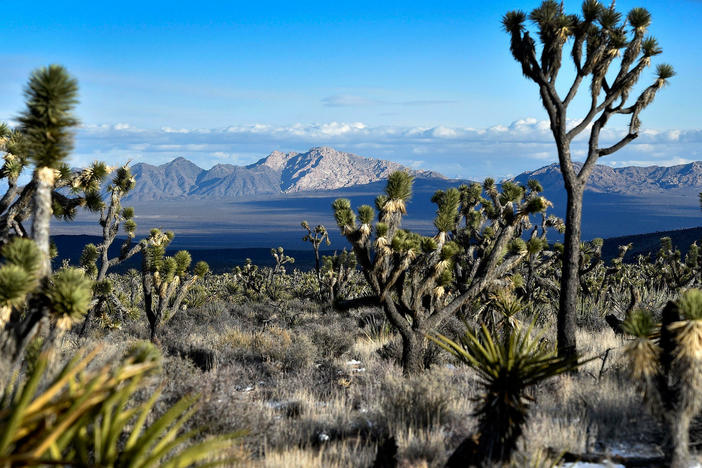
[19,65,80,278]
[502,0,674,357]
[1,66,96,368]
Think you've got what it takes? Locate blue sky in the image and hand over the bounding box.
[1,0,701,179]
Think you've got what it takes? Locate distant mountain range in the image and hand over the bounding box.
[128,148,702,202]
[511,161,702,197]
[55,148,701,246]
[127,146,444,200]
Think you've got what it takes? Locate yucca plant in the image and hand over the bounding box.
[431,323,579,466]
[623,289,702,467]
[0,342,242,467]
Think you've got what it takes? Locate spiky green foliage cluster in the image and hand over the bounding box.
[509,238,527,255]
[93,279,113,296]
[432,188,460,233]
[17,65,79,169]
[676,289,702,321]
[0,265,35,309]
[332,199,356,232]
[0,239,41,311]
[2,238,41,277]
[622,309,658,339]
[174,250,192,278]
[431,322,579,464]
[385,171,413,202]
[112,165,136,193]
[80,243,99,277]
[44,268,93,327]
[194,261,209,278]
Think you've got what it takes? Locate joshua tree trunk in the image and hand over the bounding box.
[400,330,425,375]
[667,410,691,468]
[32,167,55,278]
[558,184,583,357]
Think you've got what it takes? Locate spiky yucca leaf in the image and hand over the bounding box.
[80,243,99,277]
[357,205,375,225]
[0,344,241,467]
[1,238,41,278]
[162,257,178,283]
[676,289,702,321]
[526,237,548,256]
[622,310,660,381]
[628,7,651,31]
[124,219,137,237]
[44,267,93,329]
[93,279,113,296]
[332,198,356,231]
[502,10,526,33]
[83,189,104,212]
[527,179,543,193]
[641,36,662,57]
[385,171,413,202]
[0,265,35,308]
[429,322,579,463]
[519,196,551,216]
[193,261,209,277]
[17,65,79,169]
[622,309,658,338]
[173,251,192,278]
[112,165,136,192]
[656,63,675,82]
[433,188,460,233]
[509,238,527,254]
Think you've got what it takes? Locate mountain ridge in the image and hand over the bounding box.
[511,161,702,196]
[125,146,446,200]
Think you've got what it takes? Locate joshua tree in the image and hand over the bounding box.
[271,246,294,275]
[623,289,702,467]
[84,164,141,282]
[78,164,149,330]
[333,172,555,374]
[140,229,209,341]
[301,221,331,294]
[0,65,99,368]
[321,249,357,304]
[503,0,674,358]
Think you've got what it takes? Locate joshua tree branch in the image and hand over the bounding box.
[599,133,638,156]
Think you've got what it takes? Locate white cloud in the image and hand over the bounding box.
[68,119,702,180]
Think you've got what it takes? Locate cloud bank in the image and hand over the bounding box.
[71,118,702,180]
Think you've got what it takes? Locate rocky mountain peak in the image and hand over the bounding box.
[257,150,299,171]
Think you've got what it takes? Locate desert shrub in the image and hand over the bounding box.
[185,284,209,308]
[379,373,454,429]
[309,323,355,358]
